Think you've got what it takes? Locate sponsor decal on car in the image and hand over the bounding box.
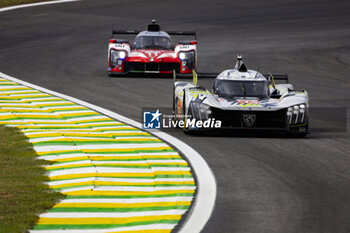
[236,99,260,105]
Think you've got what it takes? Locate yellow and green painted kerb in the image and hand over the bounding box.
[0,77,196,233]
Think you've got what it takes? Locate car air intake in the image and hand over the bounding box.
[211,108,287,129]
[125,62,180,72]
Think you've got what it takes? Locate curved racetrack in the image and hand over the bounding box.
[1,0,350,232]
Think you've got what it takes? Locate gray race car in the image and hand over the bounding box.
[173,55,309,136]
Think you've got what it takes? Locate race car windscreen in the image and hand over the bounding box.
[134,36,173,50]
[214,80,269,99]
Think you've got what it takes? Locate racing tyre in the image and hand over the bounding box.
[287,126,309,138]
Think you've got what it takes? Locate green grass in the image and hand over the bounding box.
[0,0,54,8]
[0,126,64,233]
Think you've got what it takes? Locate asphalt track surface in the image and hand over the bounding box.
[1,0,350,232]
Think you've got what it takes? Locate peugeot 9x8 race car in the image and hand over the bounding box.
[173,55,309,136]
[108,20,197,77]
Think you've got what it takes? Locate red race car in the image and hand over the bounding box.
[107,20,197,77]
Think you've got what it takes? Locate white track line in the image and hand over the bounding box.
[0,0,80,13]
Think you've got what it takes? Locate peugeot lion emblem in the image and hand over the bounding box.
[243,114,256,127]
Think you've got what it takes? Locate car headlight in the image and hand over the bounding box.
[190,102,212,120]
[118,51,126,59]
[111,50,126,61]
[179,52,186,60]
[287,104,307,125]
[178,51,195,69]
[110,50,127,68]
[178,51,194,60]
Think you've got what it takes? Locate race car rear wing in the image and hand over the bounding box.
[167,31,196,36]
[167,31,196,39]
[111,30,196,39]
[112,20,197,38]
[111,30,140,37]
[264,74,289,83]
